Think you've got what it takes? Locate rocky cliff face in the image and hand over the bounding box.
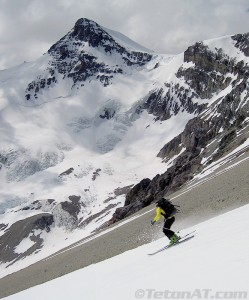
[142,83,205,121]
[110,33,249,223]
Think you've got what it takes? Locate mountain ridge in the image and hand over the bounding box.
[110,35,249,222]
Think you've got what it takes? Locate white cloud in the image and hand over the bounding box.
[0,0,249,69]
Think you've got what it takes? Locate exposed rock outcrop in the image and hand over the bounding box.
[0,213,53,264]
[143,84,205,121]
[177,42,236,99]
[232,33,249,56]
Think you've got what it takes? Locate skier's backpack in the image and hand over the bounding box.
[156,198,180,218]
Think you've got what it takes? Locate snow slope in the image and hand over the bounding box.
[4,204,249,300]
[0,43,182,220]
[103,27,153,53]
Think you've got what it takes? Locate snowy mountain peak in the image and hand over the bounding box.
[70,18,152,53]
[24,18,154,101]
[74,17,99,29]
[48,17,153,59]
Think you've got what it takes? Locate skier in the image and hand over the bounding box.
[151,198,180,245]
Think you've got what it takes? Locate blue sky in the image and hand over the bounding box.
[0,0,249,69]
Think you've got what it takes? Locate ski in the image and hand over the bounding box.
[148,230,196,256]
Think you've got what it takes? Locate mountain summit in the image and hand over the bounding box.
[69,18,152,52]
[25,18,153,101]
[71,18,108,45]
[0,18,249,276]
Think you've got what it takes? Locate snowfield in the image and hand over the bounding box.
[4,204,249,300]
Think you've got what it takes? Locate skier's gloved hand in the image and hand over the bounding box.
[151,220,156,225]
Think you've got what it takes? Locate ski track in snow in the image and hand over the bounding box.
[4,204,249,300]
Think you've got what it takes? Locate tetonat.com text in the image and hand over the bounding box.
[135,288,248,299]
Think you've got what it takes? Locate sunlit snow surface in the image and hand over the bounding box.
[4,204,249,300]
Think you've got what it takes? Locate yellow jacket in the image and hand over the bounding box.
[153,207,173,222]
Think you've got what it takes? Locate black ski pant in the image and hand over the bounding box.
[163,216,175,240]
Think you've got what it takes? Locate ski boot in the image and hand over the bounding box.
[169,233,181,246]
